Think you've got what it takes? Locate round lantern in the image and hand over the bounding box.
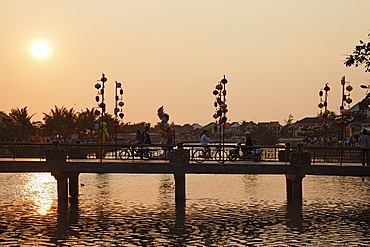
[324,110,330,115]
[214,102,218,107]
[337,120,345,125]
[213,90,219,95]
[101,76,107,82]
[216,84,223,90]
[95,83,101,89]
[322,113,328,118]
[95,96,100,102]
[213,114,218,119]
[221,78,228,84]
[99,102,106,108]
[346,98,352,104]
[221,108,228,113]
[221,116,227,122]
[119,113,124,119]
[324,85,330,91]
[318,103,324,108]
[346,85,353,91]
[114,107,119,114]
[94,110,100,116]
[116,82,122,87]
[100,89,104,95]
[319,91,323,97]
[220,103,227,109]
[119,101,124,107]
[340,109,348,115]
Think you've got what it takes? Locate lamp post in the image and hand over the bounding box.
[339,76,353,165]
[318,83,330,146]
[94,73,108,161]
[113,81,124,144]
[212,75,228,163]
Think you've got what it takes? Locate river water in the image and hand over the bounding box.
[0,173,369,246]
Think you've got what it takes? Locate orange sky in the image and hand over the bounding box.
[1,1,370,126]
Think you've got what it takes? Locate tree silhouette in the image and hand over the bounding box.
[8,107,37,141]
[42,106,76,140]
[344,33,370,72]
[75,108,98,141]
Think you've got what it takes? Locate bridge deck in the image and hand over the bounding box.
[0,159,369,177]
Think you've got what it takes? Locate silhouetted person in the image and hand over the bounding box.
[142,126,152,145]
[242,131,254,157]
[358,129,370,166]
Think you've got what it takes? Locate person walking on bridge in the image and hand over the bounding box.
[358,129,370,166]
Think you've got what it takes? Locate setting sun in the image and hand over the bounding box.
[31,41,50,58]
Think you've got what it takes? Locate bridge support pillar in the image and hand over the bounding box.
[52,172,80,201]
[174,172,186,200]
[68,173,80,198]
[53,173,69,200]
[286,174,304,200]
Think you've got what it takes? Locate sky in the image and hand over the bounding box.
[1,0,370,126]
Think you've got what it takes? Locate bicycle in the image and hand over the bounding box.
[192,145,227,163]
[119,146,153,160]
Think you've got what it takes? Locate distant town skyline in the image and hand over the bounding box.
[1,1,370,126]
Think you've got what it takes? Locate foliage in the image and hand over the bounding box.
[251,125,278,145]
[284,114,294,125]
[75,108,98,141]
[8,107,38,141]
[42,106,76,140]
[344,33,370,72]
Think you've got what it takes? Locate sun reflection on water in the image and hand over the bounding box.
[23,173,56,215]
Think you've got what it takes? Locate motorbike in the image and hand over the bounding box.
[228,141,262,162]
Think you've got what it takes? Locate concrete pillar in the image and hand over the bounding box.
[68,173,80,198]
[286,174,304,199]
[174,172,186,200]
[53,173,68,200]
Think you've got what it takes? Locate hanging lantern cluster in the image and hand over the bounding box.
[94,73,108,117]
[212,76,228,126]
[318,83,330,119]
[338,76,353,125]
[113,81,124,128]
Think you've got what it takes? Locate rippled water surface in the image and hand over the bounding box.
[0,173,369,246]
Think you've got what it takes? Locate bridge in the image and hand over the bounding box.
[0,141,369,208]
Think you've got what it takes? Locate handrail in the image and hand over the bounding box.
[0,141,365,164]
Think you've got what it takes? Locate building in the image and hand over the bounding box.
[293,117,334,137]
[0,111,12,125]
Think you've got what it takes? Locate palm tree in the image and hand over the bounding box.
[8,107,37,141]
[75,108,98,141]
[42,106,76,140]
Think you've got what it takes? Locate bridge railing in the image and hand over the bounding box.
[0,141,364,164]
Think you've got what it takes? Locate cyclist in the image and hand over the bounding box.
[201,130,213,157]
[242,131,254,157]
